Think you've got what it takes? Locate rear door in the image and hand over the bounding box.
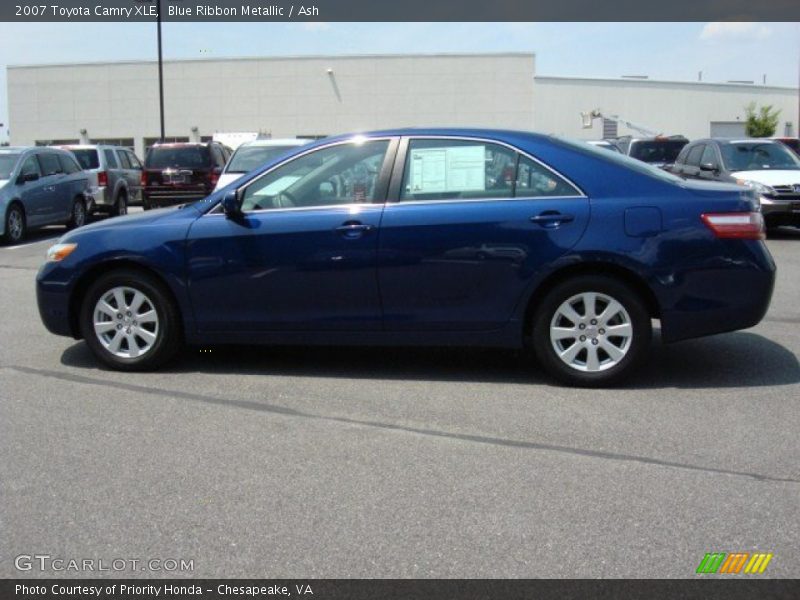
[377,136,590,332]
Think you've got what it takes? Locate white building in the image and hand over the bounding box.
[6,52,798,158]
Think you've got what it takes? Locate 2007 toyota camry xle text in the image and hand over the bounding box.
[36,129,776,386]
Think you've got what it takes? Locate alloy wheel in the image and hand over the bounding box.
[93,286,159,358]
[549,291,633,372]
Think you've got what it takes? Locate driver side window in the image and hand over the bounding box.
[20,156,41,178]
[241,140,390,212]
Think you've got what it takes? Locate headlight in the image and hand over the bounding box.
[736,179,775,197]
[46,243,77,262]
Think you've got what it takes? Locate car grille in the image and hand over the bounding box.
[770,185,800,200]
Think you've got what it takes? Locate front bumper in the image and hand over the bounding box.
[759,196,800,225]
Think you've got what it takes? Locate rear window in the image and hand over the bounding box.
[70,149,100,170]
[0,154,21,179]
[146,146,210,169]
[227,145,301,174]
[629,140,688,164]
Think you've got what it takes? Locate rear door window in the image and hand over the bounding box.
[104,149,119,169]
[125,151,142,169]
[400,139,516,201]
[515,156,581,197]
[116,150,132,169]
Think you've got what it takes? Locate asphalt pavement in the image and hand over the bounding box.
[1,212,798,578]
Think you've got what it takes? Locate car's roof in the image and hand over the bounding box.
[702,138,781,145]
[57,144,125,150]
[0,146,28,153]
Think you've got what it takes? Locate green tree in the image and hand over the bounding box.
[744,102,781,137]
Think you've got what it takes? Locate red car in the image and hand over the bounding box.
[142,141,231,209]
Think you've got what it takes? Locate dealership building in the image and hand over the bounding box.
[6,52,799,158]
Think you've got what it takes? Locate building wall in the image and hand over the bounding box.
[7,53,537,158]
[534,76,798,140]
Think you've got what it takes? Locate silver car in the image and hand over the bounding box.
[0,146,90,244]
[57,145,143,216]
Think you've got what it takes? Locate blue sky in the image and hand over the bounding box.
[1,21,798,141]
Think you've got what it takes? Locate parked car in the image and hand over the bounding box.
[142,141,231,209]
[56,144,143,216]
[214,139,311,190]
[772,137,800,156]
[36,128,774,387]
[611,135,689,168]
[586,140,622,153]
[1,146,90,244]
[667,138,800,230]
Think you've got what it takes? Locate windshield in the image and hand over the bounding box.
[227,145,300,174]
[721,142,800,171]
[629,140,687,164]
[555,136,684,185]
[146,146,210,169]
[0,153,21,179]
[69,149,99,170]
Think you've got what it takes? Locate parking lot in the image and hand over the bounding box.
[1,212,798,578]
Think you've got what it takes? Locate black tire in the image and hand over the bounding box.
[3,202,26,245]
[111,191,128,217]
[79,269,182,371]
[531,275,652,387]
[67,197,87,230]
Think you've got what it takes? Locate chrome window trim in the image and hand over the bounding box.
[203,136,395,217]
[396,134,588,201]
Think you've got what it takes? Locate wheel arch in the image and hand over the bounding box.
[68,259,183,340]
[521,261,661,341]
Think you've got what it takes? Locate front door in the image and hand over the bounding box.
[185,138,396,332]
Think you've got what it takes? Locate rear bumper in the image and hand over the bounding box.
[659,241,776,343]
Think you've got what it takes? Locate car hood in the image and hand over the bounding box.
[70,204,201,236]
[730,170,800,185]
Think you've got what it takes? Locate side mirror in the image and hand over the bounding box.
[221,191,242,218]
[17,172,39,184]
[699,162,717,172]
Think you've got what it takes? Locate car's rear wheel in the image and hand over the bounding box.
[67,197,87,230]
[80,269,182,370]
[3,203,26,244]
[532,275,651,387]
[111,192,128,217]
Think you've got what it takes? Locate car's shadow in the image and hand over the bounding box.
[61,330,799,389]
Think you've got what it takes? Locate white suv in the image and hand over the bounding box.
[214,139,310,191]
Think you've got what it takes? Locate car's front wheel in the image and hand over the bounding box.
[3,203,26,244]
[80,269,182,370]
[532,275,652,387]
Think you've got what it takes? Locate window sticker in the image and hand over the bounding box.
[407,145,486,194]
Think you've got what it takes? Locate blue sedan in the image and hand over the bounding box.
[36,129,775,386]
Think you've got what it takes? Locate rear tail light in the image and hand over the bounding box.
[97,171,108,187]
[207,170,219,187]
[140,171,148,186]
[701,212,765,240]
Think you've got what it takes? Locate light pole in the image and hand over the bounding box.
[157,0,165,141]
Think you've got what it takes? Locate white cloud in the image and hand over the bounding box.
[700,22,771,41]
